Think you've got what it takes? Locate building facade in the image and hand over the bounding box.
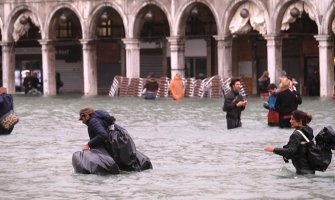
[0,0,334,96]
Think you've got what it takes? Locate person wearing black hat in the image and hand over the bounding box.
[222,78,247,129]
[263,83,279,126]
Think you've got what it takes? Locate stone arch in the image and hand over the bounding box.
[45,3,83,40]
[222,0,269,35]
[272,0,320,35]
[175,0,220,36]
[322,2,335,35]
[3,5,43,42]
[131,0,172,38]
[87,2,128,39]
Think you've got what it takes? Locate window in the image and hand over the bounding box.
[98,19,112,37]
[58,21,72,38]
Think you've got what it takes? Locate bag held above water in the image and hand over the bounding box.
[95,110,152,171]
[297,126,335,172]
[0,110,19,130]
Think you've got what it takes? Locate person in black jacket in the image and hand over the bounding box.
[275,77,302,128]
[0,87,15,135]
[79,107,109,151]
[222,78,247,129]
[264,110,315,175]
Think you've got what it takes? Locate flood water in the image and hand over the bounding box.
[0,94,335,199]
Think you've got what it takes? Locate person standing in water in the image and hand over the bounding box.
[169,73,184,101]
[143,73,159,100]
[264,110,315,175]
[263,83,279,126]
[222,78,247,129]
[275,77,302,128]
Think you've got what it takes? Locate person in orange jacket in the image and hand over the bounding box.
[169,73,184,101]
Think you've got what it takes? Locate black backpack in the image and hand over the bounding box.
[94,110,137,170]
[297,128,333,172]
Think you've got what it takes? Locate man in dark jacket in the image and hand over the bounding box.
[222,78,247,129]
[0,87,15,135]
[79,107,109,151]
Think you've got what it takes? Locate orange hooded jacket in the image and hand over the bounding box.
[169,74,184,100]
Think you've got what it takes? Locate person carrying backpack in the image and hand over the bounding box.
[79,107,111,151]
[77,107,152,173]
[264,110,315,175]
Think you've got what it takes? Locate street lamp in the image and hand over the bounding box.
[59,13,67,23]
[19,15,28,25]
[290,7,300,18]
[240,8,249,18]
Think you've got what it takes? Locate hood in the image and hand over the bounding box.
[173,75,182,81]
[300,126,314,140]
[91,110,109,119]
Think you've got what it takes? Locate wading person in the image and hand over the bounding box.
[222,78,247,129]
[79,107,110,151]
[258,70,270,98]
[77,107,152,172]
[264,110,315,175]
[143,73,159,100]
[263,83,279,126]
[169,73,184,101]
[275,77,302,128]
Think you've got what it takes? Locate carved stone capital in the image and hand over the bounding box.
[167,36,185,52]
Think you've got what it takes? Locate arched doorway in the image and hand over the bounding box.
[134,4,170,78]
[226,2,268,95]
[180,3,217,79]
[12,11,42,93]
[49,8,83,93]
[280,5,318,96]
[92,6,125,93]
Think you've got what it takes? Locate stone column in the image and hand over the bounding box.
[264,35,282,84]
[120,41,126,76]
[80,39,98,96]
[206,37,212,77]
[214,35,232,79]
[39,39,56,96]
[122,38,140,78]
[315,35,334,97]
[161,39,168,76]
[167,36,185,78]
[0,41,15,93]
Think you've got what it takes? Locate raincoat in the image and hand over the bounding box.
[169,75,184,100]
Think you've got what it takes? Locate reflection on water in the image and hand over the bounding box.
[0,95,335,199]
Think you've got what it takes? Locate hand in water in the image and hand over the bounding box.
[264,146,274,152]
